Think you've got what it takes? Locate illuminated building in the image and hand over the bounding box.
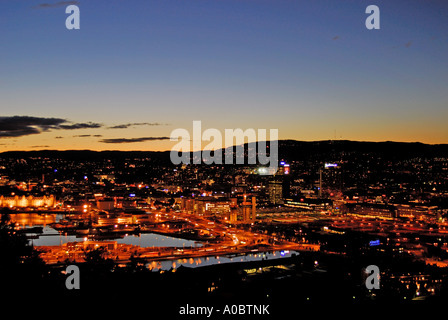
[181,197,231,217]
[0,195,56,208]
[319,162,344,198]
[266,161,291,203]
[97,197,115,211]
[205,200,232,217]
[268,180,283,205]
[94,174,116,182]
[394,204,438,220]
[241,194,256,223]
[342,203,395,219]
[181,195,256,223]
[277,161,290,175]
[229,199,238,223]
[0,176,9,186]
[280,162,291,198]
[285,197,332,211]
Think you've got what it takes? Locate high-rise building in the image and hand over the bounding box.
[276,161,291,199]
[229,198,238,223]
[241,194,256,223]
[319,163,344,198]
[268,179,283,205]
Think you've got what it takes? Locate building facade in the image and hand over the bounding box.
[0,195,56,208]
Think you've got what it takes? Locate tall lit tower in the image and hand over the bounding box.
[242,194,256,223]
[319,163,343,198]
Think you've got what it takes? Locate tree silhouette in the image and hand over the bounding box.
[126,254,148,273]
[82,246,114,274]
[0,207,47,292]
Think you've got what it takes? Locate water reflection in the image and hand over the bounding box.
[11,214,297,270]
[8,213,201,248]
[149,251,298,271]
[116,233,200,248]
[9,213,59,227]
[29,226,79,246]
[26,225,200,248]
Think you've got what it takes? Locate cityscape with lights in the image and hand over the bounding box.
[2,0,448,315]
[1,140,448,312]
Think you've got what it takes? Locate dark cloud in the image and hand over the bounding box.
[36,1,79,9]
[108,122,168,129]
[30,145,50,148]
[99,137,171,144]
[73,134,103,138]
[405,41,412,48]
[332,36,340,40]
[0,116,102,138]
[0,116,65,138]
[59,122,102,130]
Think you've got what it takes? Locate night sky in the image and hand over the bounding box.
[1,0,448,151]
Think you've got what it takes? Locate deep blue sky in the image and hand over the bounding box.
[1,0,448,150]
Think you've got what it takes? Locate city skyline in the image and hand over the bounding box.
[1,0,448,151]
[1,138,448,306]
[3,1,448,310]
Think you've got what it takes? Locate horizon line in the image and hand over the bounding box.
[1,139,448,154]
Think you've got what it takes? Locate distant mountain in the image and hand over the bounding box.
[1,140,448,162]
[0,149,171,161]
[276,140,448,161]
